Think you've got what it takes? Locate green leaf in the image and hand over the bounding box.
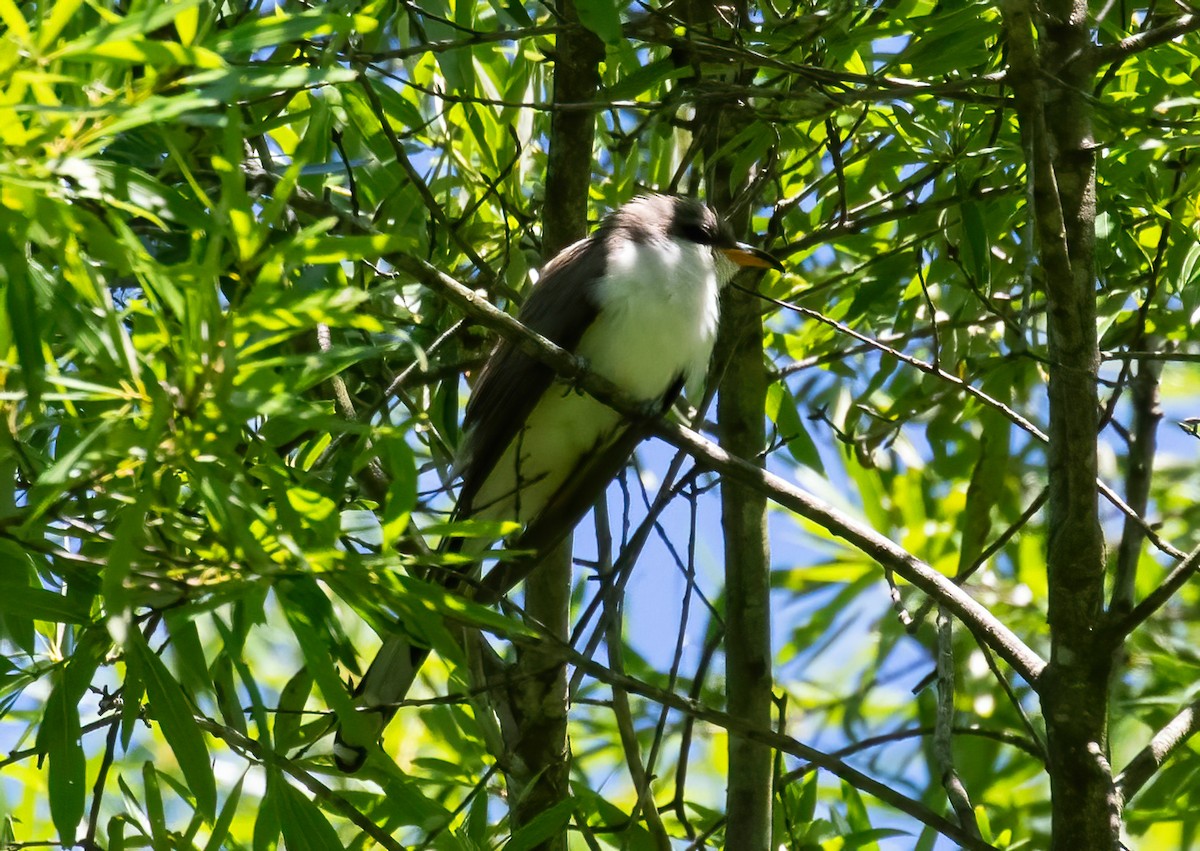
[0,0,31,43]
[54,159,211,229]
[142,761,169,849]
[203,773,245,851]
[766,382,824,473]
[273,668,314,751]
[105,815,125,851]
[253,776,281,851]
[0,581,92,624]
[41,670,86,845]
[276,576,369,746]
[129,632,217,820]
[210,652,249,738]
[165,612,213,699]
[574,0,622,44]
[605,57,686,101]
[0,218,44,408]
[213,11,375,55]
[958,199,990,289]
[50,0,201,55]
[505,799,575,851]
[57,38,224,69]
[380,430,418,548]
[275,772,342,851]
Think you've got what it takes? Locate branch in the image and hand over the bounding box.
[1105,542,1200,641]
[1115,696,1200,802]
[759,291,1185,561]
[390,250,1048,688]
[1110,357,1163,615]
[1101,349,1200,363]
[652,416,1045,686]
[1089,15,1200,67]
[935,610,982,838]
[555,641,1000,850]
[355,72,493,277]
[195,719,406,851]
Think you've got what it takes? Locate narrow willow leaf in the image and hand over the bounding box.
[129,633,217,820]
[380,431,417,548]
[252,773,281,851]
[273,668,314,751]
[766,382,824,473]
[276,577,365,745]
[276,778,342,851]
[0,221,44,407]
[959,199,990,290]
[505,799,575,851]
[0,0,31,43]
[203,773,246,851]
[0,582,91,624]
[142,762,169,849]
[41,672,85,845]
[574,0,622,44]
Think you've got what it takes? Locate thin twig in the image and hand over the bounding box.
[935,609,982,838]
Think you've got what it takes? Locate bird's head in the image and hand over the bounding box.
[609,195,783,286]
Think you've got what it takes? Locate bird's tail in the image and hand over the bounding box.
[332,531,492,772]
[332,633,432,771]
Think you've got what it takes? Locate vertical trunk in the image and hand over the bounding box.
[506,539,573,849]
[716,283,775,851]
[501,5,602,846]
[1006,0,1113,844]
[689,1,775,843]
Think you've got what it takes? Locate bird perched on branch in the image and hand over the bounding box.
[334,194,781,771]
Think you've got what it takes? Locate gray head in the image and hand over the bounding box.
[601,195,782,280]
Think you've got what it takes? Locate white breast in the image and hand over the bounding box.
[582,236,722,399]
[464,237,721,529]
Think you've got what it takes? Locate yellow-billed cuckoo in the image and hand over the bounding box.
[334,194,781,771]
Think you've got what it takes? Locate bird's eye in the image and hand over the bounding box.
[680,221,715,245]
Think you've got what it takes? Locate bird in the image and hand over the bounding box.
[333,194,782,771]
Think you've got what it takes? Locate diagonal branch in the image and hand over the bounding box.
[1105,543,1200,642]
[1114,696,1200,802]
[1088,15,1200,68]
[759,290,1185,561]
[554,638,1001,851]
[390,250,1048,688]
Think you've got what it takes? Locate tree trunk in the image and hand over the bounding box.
[690,1,776,842]
[1005,0,1113,844]
[500,4,602,846]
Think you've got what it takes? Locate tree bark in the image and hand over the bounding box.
[500,4,602,846]
[716,278,775,851]
[505,539,573,850]
[690,2,776,842]
[1004,0,1113,845]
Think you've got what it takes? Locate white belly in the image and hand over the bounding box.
[468,237,721,526]
[468,387,621,524]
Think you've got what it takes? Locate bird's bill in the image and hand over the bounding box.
[723,242,784,271]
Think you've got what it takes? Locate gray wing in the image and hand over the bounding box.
[475,373,686,603]
[455,236,607,517]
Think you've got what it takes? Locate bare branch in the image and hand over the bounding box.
[1105,543,1200,640]
[391,249,1048,687]
[1115,697,1200,802]
[757,290,1185,561]
[557,640,1001,851]
[1089,15,1200,67]
[936,610,982,838]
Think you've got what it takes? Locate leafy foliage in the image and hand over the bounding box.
[2,0,1199,848]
